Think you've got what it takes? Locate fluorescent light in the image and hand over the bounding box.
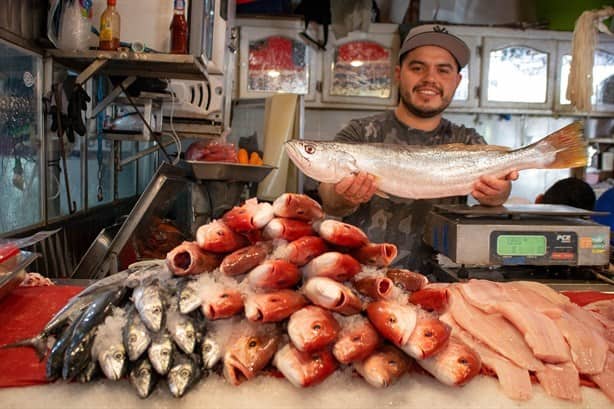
[350,60,364,67]
[268,70,280,78]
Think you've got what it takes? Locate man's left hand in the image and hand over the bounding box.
[472,170,519,206]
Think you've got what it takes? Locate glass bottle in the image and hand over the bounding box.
[99,0,120,51]
[170,0,188,54]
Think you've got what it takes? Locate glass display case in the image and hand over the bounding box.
[481,37,556,110]
[321,26,399,106]
[0,38,43,233]
[556,41,614,113]
[450,35,480,108]
[238,24,318,100]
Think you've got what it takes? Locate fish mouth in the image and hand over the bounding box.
[285,142,310,170]
[224,355,252,385]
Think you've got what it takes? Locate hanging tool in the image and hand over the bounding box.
[52,82,77,214]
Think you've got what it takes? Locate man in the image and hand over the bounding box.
[318,24,518,275]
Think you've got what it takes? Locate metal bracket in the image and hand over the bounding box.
[90,76,137,118]
[75,58,109,86]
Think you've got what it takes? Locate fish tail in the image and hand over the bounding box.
[531,122,587,169]
[0,334,48,361]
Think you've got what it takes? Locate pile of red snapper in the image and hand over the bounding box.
[166,193,614,402]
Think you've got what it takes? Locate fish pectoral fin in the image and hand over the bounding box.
[374,190,390,199]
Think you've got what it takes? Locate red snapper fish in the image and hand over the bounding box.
[416,336,481,386]
[287,305,340,352]
[272,193,323,221]
[303,277,362,315]
[351,243,398,267]
[223,326,280,385]
[285,122,586,199]
[354,345,412,388]
[166,241,221,276]
[196,220,248,253]
[273,343,338,387]
[353,275,395,300]
[220,242,272,276]
[367,300,451,359]
[332,316,380,364]
[244,290,307,323]
[278,236,328,266]
[247,259,301,290]
[222,198,274,233]
[302,252,362,282]
[263,218,314,241]
[315,219,368,248]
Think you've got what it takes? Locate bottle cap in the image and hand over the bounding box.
[108,0,117,5]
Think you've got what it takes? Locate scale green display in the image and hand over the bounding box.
[489,231,577,265]
[496,235,547,256]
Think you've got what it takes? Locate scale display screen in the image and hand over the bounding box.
[496,235,547,256]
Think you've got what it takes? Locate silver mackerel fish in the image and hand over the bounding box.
[285,122,586,199]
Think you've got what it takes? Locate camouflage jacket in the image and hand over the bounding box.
[335,110,486,275]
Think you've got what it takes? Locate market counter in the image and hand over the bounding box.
[1,369,611,409]
[0,285,612,409]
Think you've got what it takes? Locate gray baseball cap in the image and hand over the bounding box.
[399,24,470,69]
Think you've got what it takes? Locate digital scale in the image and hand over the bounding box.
[424,204,610,271]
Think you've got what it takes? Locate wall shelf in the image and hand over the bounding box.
[47,49,208,84]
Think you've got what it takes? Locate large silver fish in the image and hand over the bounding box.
[129,357,159,399]
[285,122,586,199]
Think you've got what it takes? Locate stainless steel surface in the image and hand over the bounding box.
[161,121,224,138]
[186,161,275,182]
[0,251,39,301]
[47,49,208,81]
[433,203,608,217]
[73,163,191,279]
[425,205,611,266]
[71,224,121,279]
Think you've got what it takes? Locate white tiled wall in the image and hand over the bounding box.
[230,103,580,203]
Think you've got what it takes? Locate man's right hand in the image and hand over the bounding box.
[334,171,378,206]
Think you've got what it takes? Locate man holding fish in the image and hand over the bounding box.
[276,23,582,278]
[313,24,517,275]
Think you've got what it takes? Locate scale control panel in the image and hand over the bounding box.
[489,231,579,265]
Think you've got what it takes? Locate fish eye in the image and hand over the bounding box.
[458,357,468,365]
[269,297,280,303]
[388,360,398,367]
[423,330,433,338]
[304,144,316,154]
[220,293,229,298]
[313,324,321,331]
[203,344,211,352]
[312,354,322,362]
[138,368,149,376]
[152,306,161,314]
[129,334,137,343]
[181,369,190,377]
[162,350,170,357]
[114,351,124,360]
[352,336,361,342]
[216,231,224,237]
[387,316,396,324]
[248,339,258,348]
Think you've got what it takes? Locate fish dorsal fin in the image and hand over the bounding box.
[439,143,511,152]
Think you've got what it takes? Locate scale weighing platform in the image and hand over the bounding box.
[424,204,611,268]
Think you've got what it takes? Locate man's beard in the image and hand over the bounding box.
[399,89,451,119]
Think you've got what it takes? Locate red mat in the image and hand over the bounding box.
[562,291,614,307]
[0,286,612,388]
[0,286,83,387]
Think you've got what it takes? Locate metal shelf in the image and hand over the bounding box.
[47,49,208,84]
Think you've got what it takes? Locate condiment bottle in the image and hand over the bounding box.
[99,0,120,51]
[170,0,188,54]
